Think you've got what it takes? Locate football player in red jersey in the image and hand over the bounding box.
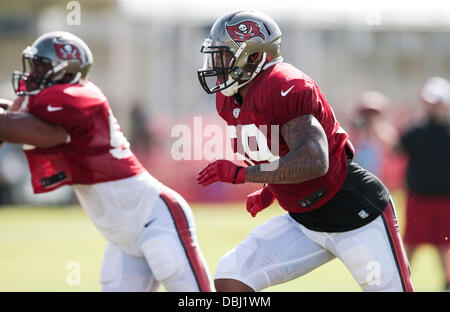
[0,31,211,292]
[197,10,414,292]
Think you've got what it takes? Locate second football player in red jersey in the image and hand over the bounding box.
[0,31,211,292]
[197,10,414,292]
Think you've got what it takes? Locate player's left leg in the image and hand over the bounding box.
[100,242,160,292]
[136,186,212,292]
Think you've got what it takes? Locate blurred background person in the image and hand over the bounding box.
[364,77,450,291]
[129,99,153,153]
[129,98,154,167]
[350,91,391,178]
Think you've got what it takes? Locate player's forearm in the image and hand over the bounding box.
[0,111,69,147]
[0,111,35,144]
[246,114,329,184]
[245,147,329,184]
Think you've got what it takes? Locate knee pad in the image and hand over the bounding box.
[100,244,123,288]
[140,234,184,282]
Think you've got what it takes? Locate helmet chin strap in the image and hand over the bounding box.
[220,52,267,97]
[49,61,68,81]
[43,61,82,85]
[220,79,240,96]
[69,72,82,84]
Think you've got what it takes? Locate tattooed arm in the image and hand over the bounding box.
[245,114,329,184]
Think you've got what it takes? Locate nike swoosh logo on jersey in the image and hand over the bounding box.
[47,105,63,112]
[281,85,294,96]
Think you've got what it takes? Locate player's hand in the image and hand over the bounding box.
[0,98,12,111]
[246,186,275,217]
[197,160,246,186]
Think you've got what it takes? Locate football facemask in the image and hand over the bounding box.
[198,39,269,97]
[13,48,59,95]
[197,39,243,95]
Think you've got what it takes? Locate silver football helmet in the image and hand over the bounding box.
[12,31,93,95]
[198,10,282,96]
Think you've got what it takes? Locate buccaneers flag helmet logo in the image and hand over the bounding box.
[54,42,82,62]
[226,20,266,42]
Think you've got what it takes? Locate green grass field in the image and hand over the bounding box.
[0,190,445,292]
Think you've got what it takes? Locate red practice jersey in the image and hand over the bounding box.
[24,81,144,193]
[217,62,354,213]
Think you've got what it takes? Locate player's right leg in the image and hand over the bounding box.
[100,242,160,292]
[214,214,335,292]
